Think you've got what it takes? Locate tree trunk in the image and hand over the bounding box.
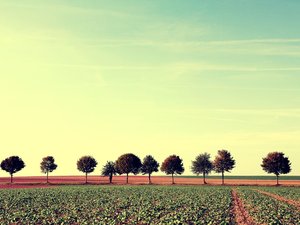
[109,174,112,184]
[222,171,224,185]
[276,174,279,186]
[126,173,129,184]
[46,171,49,184]
[10,173,13,183]
[85,172,88,184]
[148,173,151,184]
[172,173,174,184]
[203,172,206,184]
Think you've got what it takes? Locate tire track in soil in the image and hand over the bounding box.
[231,189,258,225]
[254,189,300,211]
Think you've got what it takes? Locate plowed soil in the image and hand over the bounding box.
[231,189,258,225]
[0,176,299,189]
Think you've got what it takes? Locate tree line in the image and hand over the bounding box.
[0,150,292,185]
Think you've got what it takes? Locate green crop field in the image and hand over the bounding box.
[255,186,300,201]
[237,187,300,224]
[0,186,299,224]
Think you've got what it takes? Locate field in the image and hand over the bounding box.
[0,185,299,224]
[0,175,300,187]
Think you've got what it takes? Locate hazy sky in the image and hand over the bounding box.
[1,0,299,176]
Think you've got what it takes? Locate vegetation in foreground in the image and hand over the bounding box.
[0,185,299,224]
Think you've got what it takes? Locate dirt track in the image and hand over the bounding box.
[231,189,258,225]
[0,176,299,189]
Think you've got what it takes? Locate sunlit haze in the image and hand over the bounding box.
[1,0,299,176]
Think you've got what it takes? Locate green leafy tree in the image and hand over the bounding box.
[1,156,25,183]
[191,153,213,184]
[115,153,142,184]
[141,155,159,184]
[40,156,57,183]
[101,161,117,184]
[161,155,184,184]
[77,156,98,184]
[261,152,291,185]
[213,150,235,185]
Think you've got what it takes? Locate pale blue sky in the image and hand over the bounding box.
[0,0,299,176]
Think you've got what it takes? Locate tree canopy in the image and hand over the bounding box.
[213,150,235,185]
[101,161,117,183]
[191,153,213,184]
[161,155,184,184]
[77,156,98,184]
[141,155,159,184]
[115,153,142,183]
[1,156,25,183]
[261,152,291,185]
[40,156,58,183]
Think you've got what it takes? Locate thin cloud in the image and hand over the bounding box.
[164,62,300,73]
[205,38,300,45]
[215,108,300,118]
[1,2,135,18]
[80,38,300,57]
[82,38,300,47]
[40,62,300,73]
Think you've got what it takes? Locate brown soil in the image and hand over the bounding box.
[0,176,299,189]
[231,189,258,225]
[254,189,300,210]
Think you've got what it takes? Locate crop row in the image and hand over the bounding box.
[255,186,300,201]
[236,188,300,224]
[0,186,232,225]
[1,186,299,224]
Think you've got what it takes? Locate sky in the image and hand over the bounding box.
[0,0,300,177]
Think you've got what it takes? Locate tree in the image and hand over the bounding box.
[115,153,142,184]
[191,153,213,184]
[77,156,98,184]
[160,155,184,184]
[101,161,117,184]
[141,155,159,184]
[40,156,57,184]
[1,156,25,183]
[213,150,235,185]
[261,152,291,185]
